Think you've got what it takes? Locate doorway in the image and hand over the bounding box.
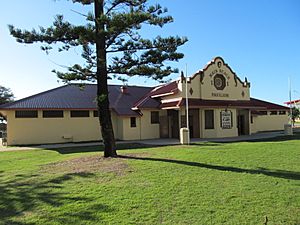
[169,110,179,138]
[159,110,179,138]
[237,110,250,135]
[181,109,200,138]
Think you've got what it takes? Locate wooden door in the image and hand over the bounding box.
[159,116,169,138]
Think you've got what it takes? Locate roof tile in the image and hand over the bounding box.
[0,84,156,116]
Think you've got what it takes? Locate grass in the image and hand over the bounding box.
[0,135,299,224]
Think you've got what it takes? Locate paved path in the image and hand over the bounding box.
[0,130,289,152]
[138,131,286,146]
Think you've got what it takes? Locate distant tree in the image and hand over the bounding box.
[0,85,14,105]
[8,0,187,157]
[290,107,300,126]
[0,85,14,122]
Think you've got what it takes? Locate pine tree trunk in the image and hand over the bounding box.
[94,0,117,157]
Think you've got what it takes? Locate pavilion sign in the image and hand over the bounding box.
[221,110,232,129]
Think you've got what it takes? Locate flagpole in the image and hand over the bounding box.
[289,77,292,126]
[185,64,190,145]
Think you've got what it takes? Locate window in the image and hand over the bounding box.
[15,110,38,118]
[205,110,214,129]
[259,111,268,115]
[270,111,277,115]
[279,111,286,115]
[93,110,98,117]
[130,117,136,127]
[151,111,159,124]
[251,116,253,124]
[43,110,63,118]
[70,110,90,117]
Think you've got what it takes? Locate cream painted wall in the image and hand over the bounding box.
[120,110,160,140]
[162,57,250,102]
[140,110,160,139]
[250,113,289,133]
[5,110,120,145]
[200,108,238,138]
[200,58,250,101]
[116,116,124,140]
[179,75,202,99]
[121,117,141,140]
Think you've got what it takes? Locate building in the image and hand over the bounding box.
[285,99,300,122]
[0,57,289,146]
[285,99,300,108]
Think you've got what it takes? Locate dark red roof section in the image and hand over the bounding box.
[132,81,178,109]
[160,98,289,110]
[0,84,155,116]
[160,100,182,108]
[250,98,289,110]
[149,81,178,97]
[132,89,161,109]
[284,99,300,105]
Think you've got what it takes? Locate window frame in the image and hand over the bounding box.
[15,110,38,118]
[130,117,137,127]
[70,110,90,118]
[259,111,268,115]
[150,111,159,124]
[205,110,214,129]
[42,110,64,118]
[270,111,278,115]
[93,110,98,117]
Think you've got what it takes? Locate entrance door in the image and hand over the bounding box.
[160,110,180,138]
[237,109,250,136]
[159,116,169,138]
[237,115,245,135]
[168,110,179,138]
[181,109,200,138]
[190,109,200,138]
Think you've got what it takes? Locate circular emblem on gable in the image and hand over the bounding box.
[214,74,226,90]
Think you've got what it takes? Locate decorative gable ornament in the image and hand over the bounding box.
[214,74,226,90]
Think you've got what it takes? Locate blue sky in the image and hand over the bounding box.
[0,0,299,105]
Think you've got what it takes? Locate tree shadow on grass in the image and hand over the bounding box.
[0,172,113,225]
[119,155,300,181]
[46,143,157,154]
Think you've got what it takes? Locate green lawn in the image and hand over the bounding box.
[0,135,299,225]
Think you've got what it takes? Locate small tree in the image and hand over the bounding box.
[0,85,14,122]
[290,107,300,126]
[0,85,14,105]
[9,0,187,157]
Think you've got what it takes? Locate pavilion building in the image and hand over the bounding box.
[0,57,289,145]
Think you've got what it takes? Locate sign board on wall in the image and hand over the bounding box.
[221,111,232,129]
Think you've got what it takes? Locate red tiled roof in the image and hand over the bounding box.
[149,81,178,97]
[250,98,289,110]
[160,100,182,109]
[284,99,300,105]
[0,84,155,116]
[132,81,178,109]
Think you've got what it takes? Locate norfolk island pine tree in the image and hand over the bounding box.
[8,0,187,157]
